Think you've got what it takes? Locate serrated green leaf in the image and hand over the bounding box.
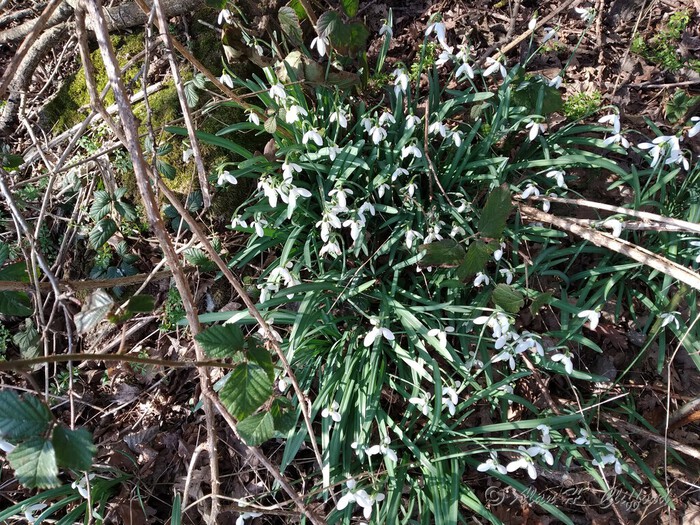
[271,398,296,434]
[340,0,359,17]
[184,248,215,270]
[530,292,553,315]
[0,291,32,316]
[125,295,155,313]
[0,261,30,282]
[418,239,466,267]
[317,11,340,38]
[205,0,226,8]
[219,364,272,420]
[0,244,8,266]
[89,218,118,249]
[184,82,199,108]
[195,324,245,358]
[457,241,495,281]
[237,412,275,446]
[193,73,207,90]
[9,437,59,489]
[74,289,114,335]
[1,153,24,169]
[478,185,512,239]
[12,320,40,360]
[52,426,96,471]
[264,116,277,134]
[248,343,274,382]
[113,200,136,222]
[0,391,52,440]
[279,7,303,46]
[89,190,112,221]
[491,284,525,313]
[156,158,176,180]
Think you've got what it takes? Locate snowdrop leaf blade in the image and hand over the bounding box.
[478,184,513,239]
[491,284,525,313]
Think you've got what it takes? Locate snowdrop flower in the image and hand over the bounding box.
[449,224,465,237]
[316,209,343,241]
[236,512,263,525]
[72,473,96,499]
[425,20,453,53]
[258,175,279,207]
[337,480,385,519]
[477,452,508,475]
[492,347,519,370]
[602,218,623,237]
[521,183,540,199]
[401,144,422,159]
[436,50,452,67]
[24,503,48,524]
[429,120,448,138]
[659,312,680,330]
[302,128,323,146]
[231,216,248,229]
[423,224,443,244]
[343,217,364,242]
[638,135,683,168]
[451,130,463,147]
[599,113,621,133]
[282,161,302,182]
[404,182,418,198]
[217,170,237,186]
[248,111,260,126]
[366,437,398,463]
[483,57,507,78]
[368,124,387,144]
[405,114,421,129]
[551,352,574,374]
[379,21,393,37]
[0,437,15,452]
[285,104,308,124]
[321,401,342,422]
[357,202,375,223]
[689,116,700,138]
[528,17,537,31]
[269,82,286,102]
[428,328,448,350]
[515,332,544,356]
[252,216,268,238]
[494,242,506,261]
[542,27,557,44]
[474,272,490,287]
[329,187,353,210]
[219,73,234,88]
[506,452,538,479]
[548,75,563,88]
[691,240,700,263]
[441,384,459,416]
[182,147,193,164]
[577,309,600,330]
[456,61,474,80]
[575,6,596,24]
[393,68,410,97]
[409,394,430,416]
[537,424,552,445]
[574,429,591,446]
[310,35,330,57]
[392,167,409,181]
[526,445,554,466]
[405,229,423,249]
[377,183,390,198]
[525,119,546,141]
[592,444,623,474]
[319,239,342,258]
[379,111,396,127]
[284,186,312,219]
[326,145,342,161]
[499,268,513,284]
[545,170,566,188]
[218,8,233,25]
[364,318,395,347]
[330,108,348,128]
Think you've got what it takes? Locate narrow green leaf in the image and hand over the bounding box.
[8,437,59,489]
[237,412,275,446]
[89,218,118,249]
[52,426,96,471]
[0,391,52,440]
[171,493,182,525]
[478,185,512,239]
[125,295,156,313]
[219,364,272,420]
[418,239,466,267]
[457,241,495,281]
[0,291,32,316]
[165,127,253,160]
[491,284,525,313]
[195,324,245,358]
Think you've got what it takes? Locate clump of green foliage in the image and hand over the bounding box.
[161,287,185,331]
[631,10,700,72]
[563,90,602,119]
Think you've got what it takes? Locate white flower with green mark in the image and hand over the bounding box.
[659,312,680,329]
[477,451,507,475]
[551,352,574,374]
[577,309,600,330]
[363,317,395,347]
[217,170,238,186]
[321,401,341,422]
[336,480,385,519]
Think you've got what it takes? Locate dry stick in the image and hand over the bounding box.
[526,194,700,235]
[152,0,210,209]
[518,203,700,290]
[564,218,699,233]
[81,2,220,524]
[0,270,174,292]
[0,0,63,98]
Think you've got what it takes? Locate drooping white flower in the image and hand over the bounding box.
[368,124,387,144]
[182,147,194,164]
[248,111,260,126]
[659,312,680,330]
[689,116,700,138]
[592,444,623,474]
[316,208,343,241]
[231,215,248,229]
[404,182,418,198]
[575,6,596,24]
[269,82,286,102]
[379,21,393,37]
[521,183,540,199]
[236,512,263,525]
[483,57,507,78]
[365,436,398,463]
[363,317,395,347]
[219,73,234,88]
[599,113,621,133]
[473,272,490,287]
[393,68,410,97]
[545,170,566,188]
[551,352,574,374]
[525,119,546,141]
[285,104,308,124]
[456,61,474,80]
[330,108,349,128]
[528,17,537,31]
[336,480,386,520]
[427,328,448,350]
[515,332,544,356]
[218,9,233,25]
[252,216,268,238]
[282,161,302,182]
[602,218,623,237]
[477,452,508,475]
[405,229,423,249]
[71,473,96,499]
[328,186,353,211]
[24,503,48,524]
[321,401,342,422]
[401,144,422,159]
[429,120,448,138]
[577,309,600,330]
[310,35,330,57]
[343,217,364,242]
[499,268,513,284]
[379,111,396,127]
[573,429,591,446]
[638,135,683,168]
[392,167,409,181]
[425,20,453,53]
[441,384,459,416]
[377,183,390,198]
[284,186,312,219]
[493,242,505,261]
[217,170,238,186]
[436,50,452,67]
[526,445,554,466]
[548,75,563,88]
[537,424,552,445]
[319,239,342,258]
[405,114,421,130]
[506,452,538,480]
[302,128,323,146]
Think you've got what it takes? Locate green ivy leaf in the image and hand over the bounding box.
[237,412,275,446]
[89,217,118,249]
[457,241,496,281]
[417,239,466,267]
[279,7,303,46]
[340,0,359,17]
[219,364,273,420]
[9,437,59,489]
[478,185,512,239]
[74,289,114,335]
[0,391,52,440]
[195,324,245,358]
[52,426,96,471]
[0,291,32,316]
[491,284,525,313]
[247,342,274,382]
